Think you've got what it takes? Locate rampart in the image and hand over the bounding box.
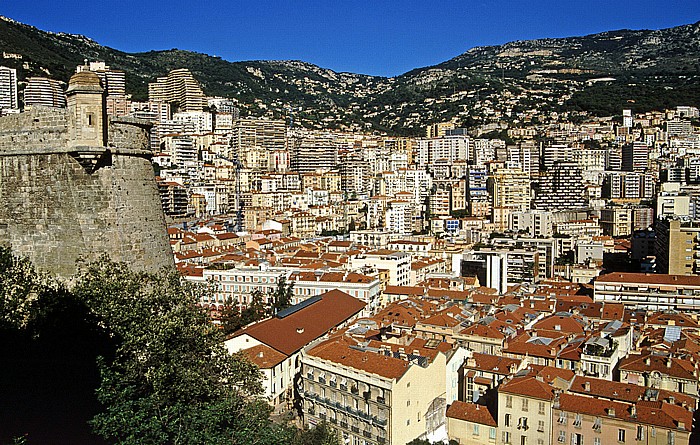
[0,73,173,278]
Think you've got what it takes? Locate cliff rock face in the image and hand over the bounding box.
[0,72,172,278]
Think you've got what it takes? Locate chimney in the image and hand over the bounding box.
[584,381,591,392]
[258,351,264,358]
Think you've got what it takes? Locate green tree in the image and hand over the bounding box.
[242,289,268,324]
[270,275,294,315]
[71,260,292,445]
[219,297,244,336]
[0,246,42,330]
[292,422,341,445]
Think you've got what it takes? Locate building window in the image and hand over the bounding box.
[594,438,601,445]
[538,402,545,415]
[537,420,545,432]
[505,414,511,427]
[522,399,529,412]
[618,429,625,443]
[636,426,644,441]
[503,432,511,444]
[573,414,582,428]
[668,431,675,445]
[558,431,566,443]
[506,395,513,408]
[473,424,479,436]
[489,427,496,440]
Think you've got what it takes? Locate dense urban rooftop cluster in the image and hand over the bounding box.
[2,58,700,444]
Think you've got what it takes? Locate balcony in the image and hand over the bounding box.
[373,417,388,427]
[351,426,360,433]
[363,431,372,439]
[376,396,386,404]
[340,421,348,429]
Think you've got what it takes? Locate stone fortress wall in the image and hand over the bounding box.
[0,71,173,278]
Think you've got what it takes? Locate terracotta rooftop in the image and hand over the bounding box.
[499,374,558,401]
[596,273,700,287]
[241,343,287,369]
[446,401,497,426]
[307,335,410,380]
[229,289,365,356]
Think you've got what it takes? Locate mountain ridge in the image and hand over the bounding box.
[1,16,699,135]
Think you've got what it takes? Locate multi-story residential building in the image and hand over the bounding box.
[532,162,587,211]
[498,372,560,445]
[467,166,490,217]
[572,148,606,172]
[488,167,531,231]
[289,134,338,173]
[542,144,572,169]
[148,68,206,112]
[226,290,365,409]
[594,272,700,311]
[553,392,692,445]
[603,171,656,200]
[23,77,66,109]
[507,141,539,177]
[599,207,632,237]
[654,218,700,275]
[618,352,699,397]
[446,401,498,445]
[300,333,448,445]
[288,271,382,315]
[351,250,412,287]
[0,66,18,112]
[157,179,189,217]
[385,200,414,235]
[622,142,649,172]
[510,211,554,238]
[415,135,470,167]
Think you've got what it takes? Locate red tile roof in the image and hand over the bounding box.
[446,401,497,426]
[241,344,287,369]
[596,272,700,287]
[229,289,365,356]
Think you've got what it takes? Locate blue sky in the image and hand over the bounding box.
[2,0,699,77]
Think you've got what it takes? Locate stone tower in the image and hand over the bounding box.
[0,72,173,279]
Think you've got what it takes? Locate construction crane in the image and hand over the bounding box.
[216,149,244,232]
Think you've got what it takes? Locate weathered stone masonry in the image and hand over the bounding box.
[0,71,172,278]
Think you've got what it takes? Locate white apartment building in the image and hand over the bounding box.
[350,250,412,287]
